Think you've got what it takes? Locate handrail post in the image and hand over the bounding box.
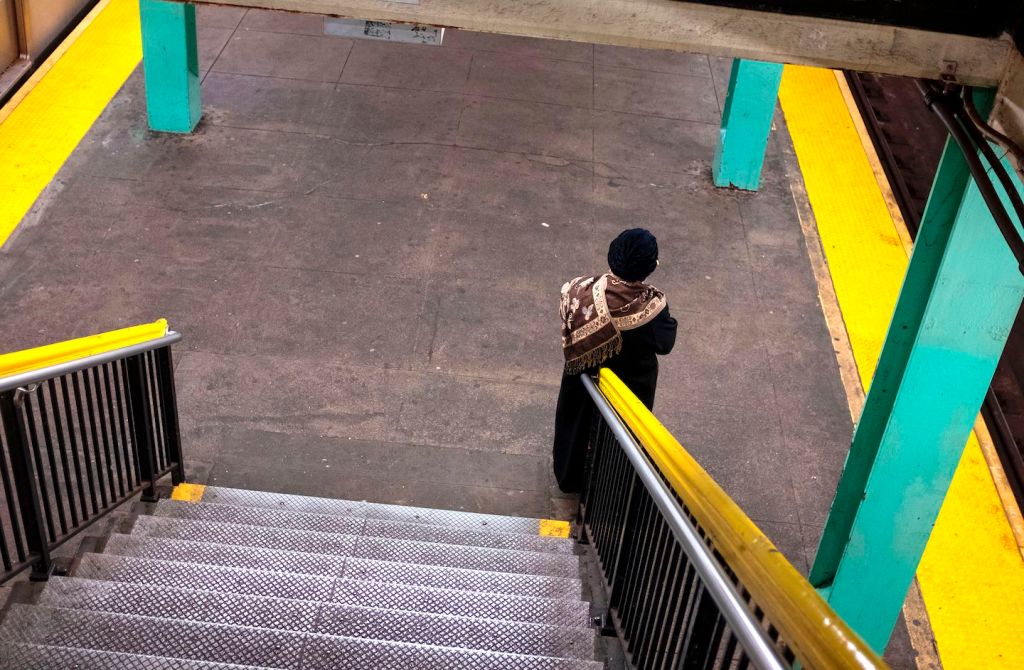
[2,390,53,580]
[125,354,159,502]
[155,346,185,485]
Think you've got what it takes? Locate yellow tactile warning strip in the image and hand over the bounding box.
[538,519,572,538]
[170,483,206,503]
[779,64,1024,669]
[0,0,142,247]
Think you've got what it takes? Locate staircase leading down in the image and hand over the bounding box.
[0,487,602,669]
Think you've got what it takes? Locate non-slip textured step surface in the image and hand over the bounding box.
[78,549,583,604]
[201,486,543,536]
[75,553,336,602]
[69,554,589,627]
[39,577,595,659]
[0,643,261,670]
[329,576,590,628]
[105,532,349,578]
[129,514,581,578]
[104,533,583,598]
[0,606,604,669]
[155,499,574,555]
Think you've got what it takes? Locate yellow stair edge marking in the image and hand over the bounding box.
[0,320,168,377]
[538,519,571,538]
[0,0,143,247]
[780,64,1024,669]
[170,483,206,503]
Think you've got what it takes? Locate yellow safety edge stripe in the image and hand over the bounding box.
[779,65,1024,669]
[0,0,142,246]
[596,368,884,670]
[538,519,571,538]
[0,319,169,378]
[171,483,206,503]
[833,69,1024,559]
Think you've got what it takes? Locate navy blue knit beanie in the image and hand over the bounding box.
[608,228,658,281]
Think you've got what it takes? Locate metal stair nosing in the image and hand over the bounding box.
[37,576,597,659]
[200,486,546,536]
[0,605,606,670]
[153,498,576,555]
[127,514,582,578]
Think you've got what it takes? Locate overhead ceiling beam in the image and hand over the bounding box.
[191,0,1010,85]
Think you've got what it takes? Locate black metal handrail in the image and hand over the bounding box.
[0,332,184,582]
[579,371,884,670]
[580,375,785,669]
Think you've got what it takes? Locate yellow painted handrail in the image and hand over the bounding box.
[597,368,885,670]
[0,320,169,379]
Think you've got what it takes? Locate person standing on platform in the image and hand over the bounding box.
[553,228,678,493]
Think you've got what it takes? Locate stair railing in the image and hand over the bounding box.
[0,320,183,582]
[579,369,886,670]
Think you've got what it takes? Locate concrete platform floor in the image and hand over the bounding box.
[2,4,854,604]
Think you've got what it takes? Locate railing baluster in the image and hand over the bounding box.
[90,367,120,502]
[3,391,53,579]
[116,360,141,489]
[720,631,741,670]
[681,584,728,669]
[58,376,90,522]
[647,540,685,669]
[619,492,655,634]
[637,519,674,669]
[125,354,159,502]
[667,561,700,668]
[634,514,672,666]
[77,370,108,509]
[0,398,29,561]
[100,364,127,498]
[607,467,639,607]
[44,380,78,528]
[144,352,166,471]
[704,613,729,670]
[155,346,185,484]
[32,389,69,536]
[0,524,11,572]
[21,394,58,542]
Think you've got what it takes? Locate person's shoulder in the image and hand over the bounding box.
[562,274,599,292]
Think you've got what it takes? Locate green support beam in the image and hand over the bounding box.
[712,59,783,191]
[810,115,1024,649]
[139,0,201,133]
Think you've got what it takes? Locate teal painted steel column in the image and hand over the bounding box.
[712,59,783,191]
[139,0,201,133]
[809,128,1024,649]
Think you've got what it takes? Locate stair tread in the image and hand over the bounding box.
[70,555,588,626]
[155,499,575,555]
[39,577,595,658]
[0,642,263,670]
[129,514,580,578]
[201,486,545,536]
[0,606,603,669]
[107,532,582,595]
[78,550,583,603]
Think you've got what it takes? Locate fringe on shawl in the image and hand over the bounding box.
[563,333,622,376]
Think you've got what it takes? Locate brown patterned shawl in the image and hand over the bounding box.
[560,273,667,375]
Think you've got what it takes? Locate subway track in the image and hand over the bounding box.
[845,71,1024,510]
